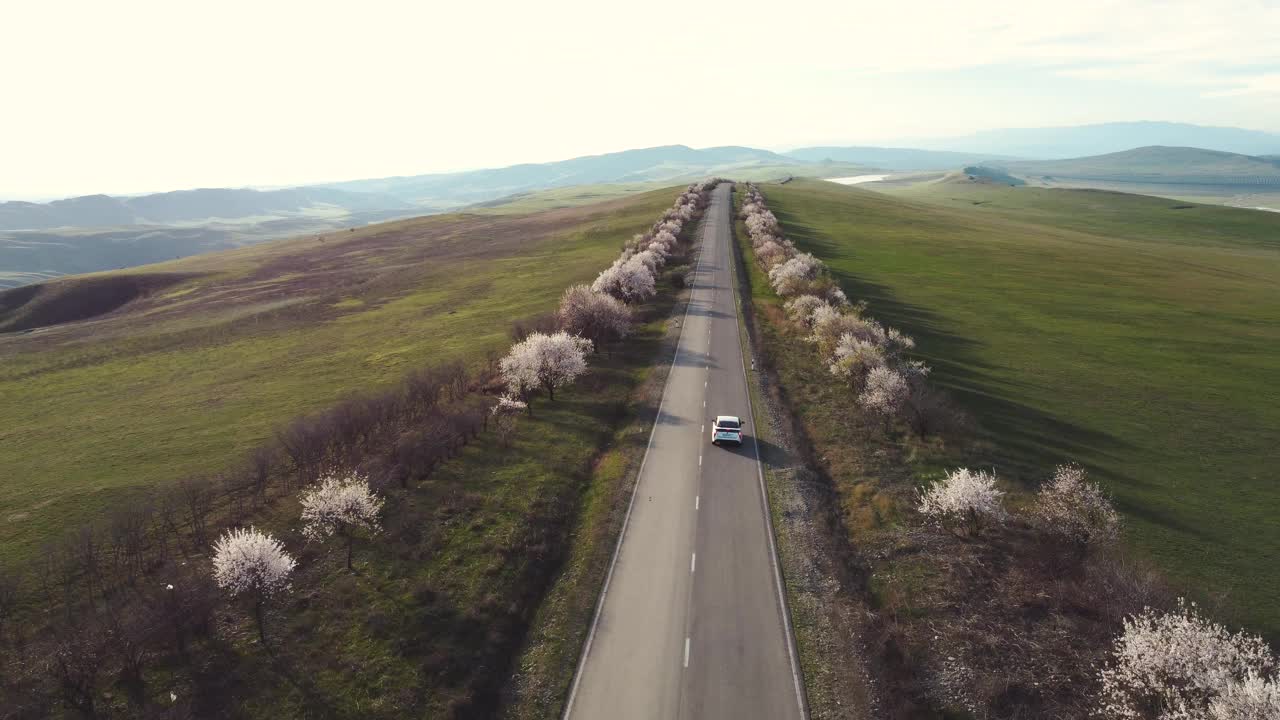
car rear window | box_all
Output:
[718,419,740,430]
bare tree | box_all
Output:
[557,284,633,353]
[248,446,274,505]
[46,622,107,718]
[177,477,213,549]
[0,568,18,643]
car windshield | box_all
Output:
[718,420,740,430]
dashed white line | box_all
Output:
[698,454,703,466]
[695,495,699,510]
[691,553,697,573]
[684,637,691,668]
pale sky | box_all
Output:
[4,0,1279,199]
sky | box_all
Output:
[4,0,1279,199]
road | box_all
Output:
[564,183,805,720]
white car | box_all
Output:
[710,415,743,446]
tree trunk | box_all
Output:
[254,597,267,645]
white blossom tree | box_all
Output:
[784,295,828,328]
[1034,464,1121,549]
[768,253,823,297]
[491,395,527,444]
[829,333,886,391]
[810,308,882,358]
[300,473,384,570]
[755,240,790,269]
[917,468,1007,536]
[591,257,656,303]
[557,284,633,352]
[499,331,593,407]
[212,527,296,643]
[859,365,910,418]
[1100,599,1279,719]
[1209,673,1280,719]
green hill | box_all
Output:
[1006,145,1280,185]
[760,179,1280,638]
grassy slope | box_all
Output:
[764,179,1280,637]
[1006,146,1280,179]
[0,190,676,563]
[220,264,691,718]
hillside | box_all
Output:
[760,179,1280,639]
[0,188,678,562]
[319,144,806,206]
[0,186,412,231]
[911,120,1280,158]
[1005,145,1280,185]
[785,145,1023,169]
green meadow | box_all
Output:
[763,179,1280,638]
[0,189,676,563]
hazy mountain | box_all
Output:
[0,208,416,289]
[910,122,1280,159]
[1005,146,1280,184]
[0,187,412,231]
[784,146,1024,170]
[319,145,799,207]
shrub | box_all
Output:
[829,332,886,391]
[491,396,527,445]
[859,365,910,418]
[1034,464,1121,549]
[1099,599,1278,719]
[917,468,1007,536]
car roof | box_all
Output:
[715,415,741,423]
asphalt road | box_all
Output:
[565,183,805,720]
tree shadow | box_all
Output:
[773,209,1176,528]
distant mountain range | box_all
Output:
[906,121,1280,160]
[0,187,412,232]
[784,146,1025,170]
[7,128,1280,287]
[318,145,800,206]
[1004,146,1280,185]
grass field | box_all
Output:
[0,189,677,564]
[763,179,1280,639]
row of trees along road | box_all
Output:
[495,180,721,418]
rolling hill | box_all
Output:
[1004,145,1280,185]
[0,186,413,231]
[785,145,1024,170]
[909,120,1280,158]
[317,144,801,206]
